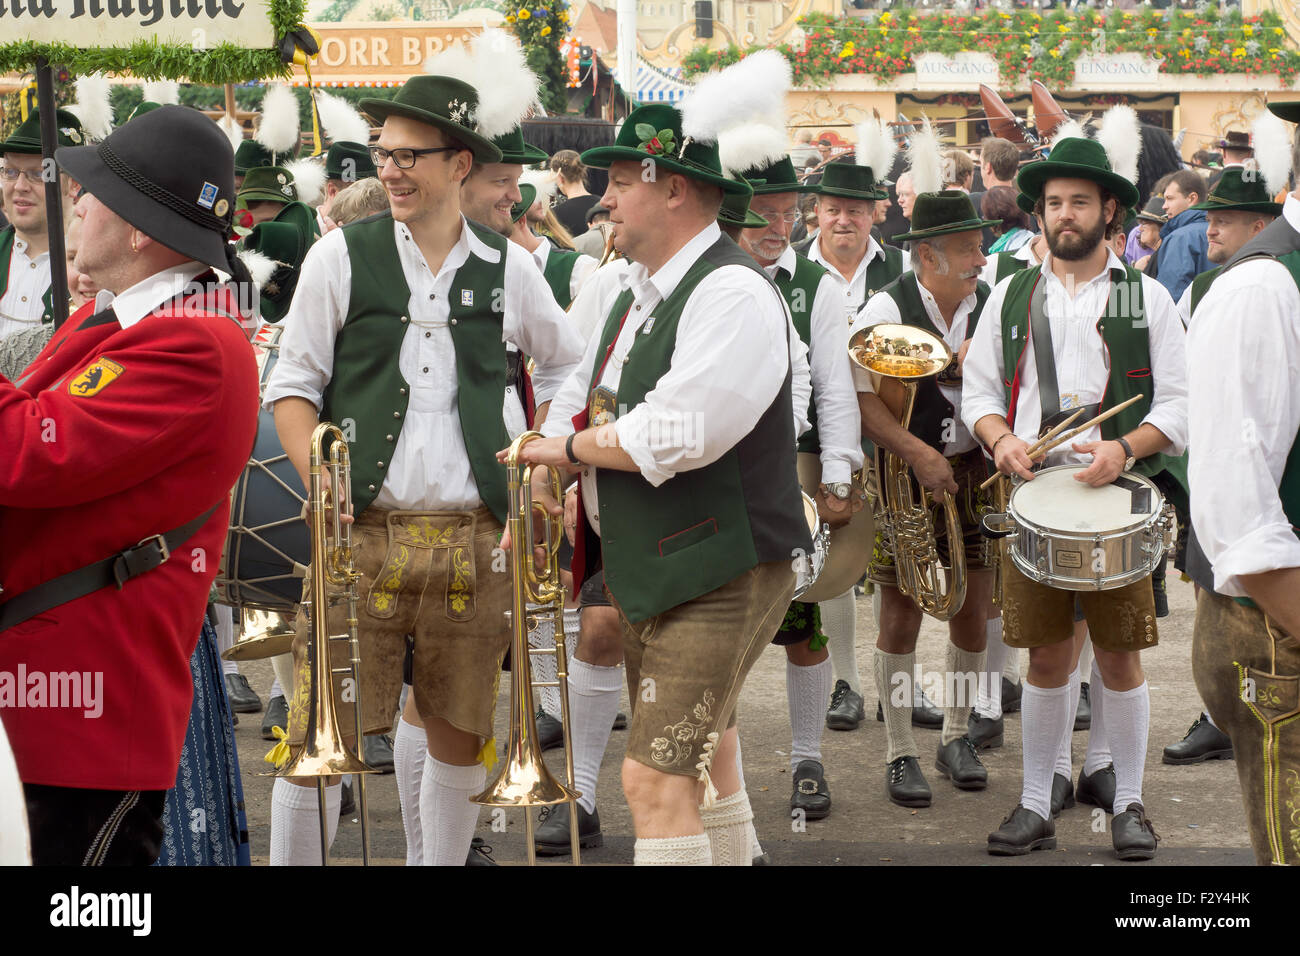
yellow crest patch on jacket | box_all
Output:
[68,357,124,397]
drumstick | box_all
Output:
[977,395,1143,491]
[1023,407,1087,459]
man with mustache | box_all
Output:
[849,190,1001,807]
[962,137,1188,861]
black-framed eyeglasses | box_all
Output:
[370,146,459,170]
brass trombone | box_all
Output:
[274,422,376,865]
[472,431,582,865]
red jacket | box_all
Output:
[0,279,259,789]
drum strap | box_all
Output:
[1028,277,1098,435]
[0,501,221,634]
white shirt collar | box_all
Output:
[531,239,551,269]
[94,262,209,329]
[1012,238,1040,264]
[1283,193,1300,233]
[916,276,979,325]
[768,243,799,279]
[622,222,721,301]
[808,233,883,281]
[10,234,47,262]
[395,215,502,272]
[1039,247,1126,295]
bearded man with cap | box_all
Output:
[264,31,584,867]
[962,134,1189,861]
[0,104,259,865]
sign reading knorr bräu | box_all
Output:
[0,0,275,49]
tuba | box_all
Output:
[274,422,376,866]
[472,432,582,865]
[849,323,967,621]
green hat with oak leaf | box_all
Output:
[581,104,749,196]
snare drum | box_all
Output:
[981,465,1175,592]
[794,492,830,600]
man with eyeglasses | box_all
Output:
[264,42,585,866]
[0,110,85,378]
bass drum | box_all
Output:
[214,325,310,612]
[795,452,874,604]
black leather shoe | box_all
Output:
[536,709,564,751]
[790,759,831,819]
[1074,681,1091,731]
[1162,713,1233,765]
[1112,803,1159,861]
[886,756,932,808]
[827,680,865,731]
[935,736,988,790]
[339,781,356,816]
[261,694,288,741]
[968,712,1004,750]
[224,673,262,714]
[612,711,628,731]
[1050,772,1076,817]
[875,695,945,729]
[467,836,498,866]
[988,805,1056,856]
[535,802,603,856]
[1002,677,1022,714]
[1076,763,1117,813]
[363,733,395,773]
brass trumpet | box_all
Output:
[849,323,967,621]
[275,422,376,865]
[472,431,581,865]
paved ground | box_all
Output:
[231,572,1255,865]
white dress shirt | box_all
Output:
[961,250,1188,468]
[850,276,981,456]
[806,234,910,317]
[768,245,862,484]
[0,235,52,337]
[1187,194,1300,596]
[567,257,630,345]
[530,240,599,304]
[91,262,210,330]
[264,215,585,512]
[979,237,1041,287]
[1175,284,1193,329]
[541,223,804,533]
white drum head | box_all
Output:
[1013,465,1158,534]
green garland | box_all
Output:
[0,0,306,83]
[683,6,1300,87]
[503,0,572,113]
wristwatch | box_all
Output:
[825,482,852,500]
[1115,437,1135,472]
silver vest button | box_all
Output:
[368,484,376,492]
[393,411,401,418]
[377,461,384,468]
[400,315,409,323]
[386,434,394,442]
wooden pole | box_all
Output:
[224,82,237,119]
[34,58,69,331]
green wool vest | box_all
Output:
[999,263,1189,513]
[0,226,56,326]
[864,243,905,299]
[541,247,581,310]
[323,213,511,520]
[1187,266,1222,316]
[994,251,1032,284]
[773,252,831,455]
[589,235,810,623]
[879,272,989,452]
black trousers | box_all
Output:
[24,783,166,866]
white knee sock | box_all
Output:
[214,606,238,675]
[526,608,580,719]
[1101,680,1150,815]
[787,657,832,768]
[268,678,283,700]
[976,617,1006,719]
[943,644,986,746]
[1077,637,1094,680]
[875,649,917,763]
[1083,659,1113,775]
[1054,663,1082,780]
[1205,710,1220,730]
[700,790,754,866]
[269,778,341,866]
[568,658,622,814]
[393,714,427,865]
[1019,682,1071,822]
[821,589,861,693]
[633,834,711,865]
[1003,645,1022,682]
[419,757,485,866]
[270,652,294,701]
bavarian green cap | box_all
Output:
[1191,166,1282,216]
[740,155,813,194]
[237,201,320,323]
[325,141,377,182]
[816,160,888,202]
[717,179,768,229]
[0,108,86,154]
[895,190,1000,243]
[360,76,502,163]
[494,126,548,165]
[234,139,275,176]
[237,166,297,207]
[1016,136,1140,211]
[511,182,537,223]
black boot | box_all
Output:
[790,759,831,819]
[935,736,988,790]
[261,694,288,741]
[224,673,262,714]
[1112,803,1159,861]
[968,712,1004,750]
[886,756,932,808]
[1162,713,1233,765]
[1050,772,1076,817]
[988,805,1056,856]
[826,679,865,731]
[535,709,564,751]
[534,803,603,856]
[1076,763,1117,812]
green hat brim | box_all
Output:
[718,207,769,228]
[498,142,549,165]
[816,184,888,202]
[894,218,1001,243]
[751,182,815,195]
[511,182,537,223]
[580,146,751,196]
[237,190,291,207]
[1191,198,1283,215]
[358,99,503,163]
[1267,101,1300,124]
[1016,160,1140,212]
[0,108,86,154]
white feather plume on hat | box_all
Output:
[1050,118,1089,149]
[856,115,897,181]
[67,73,113,142]
[718,122,789,179]
[141,80,179,106]
[284,157,326,206]
[906,116,944,195]
[237,248,277,292]
[316,91,371,146]
[256,83,301,158]
[1251,107,1291,198]
[423,28,541,140]
[1097,105,1141,185]
[216,114,243,151]
[681,49,791,145]
[520,167,559,202]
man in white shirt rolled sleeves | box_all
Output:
[263,69,584,867]
[851,190,1001,809]
[961,138,1189,861]
[517,101,810,866]
[1186,99,1300,866]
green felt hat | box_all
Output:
[1267,100,1300,124]
[717,179,768,229]
[1016,136,1140,211]
[1016,191,1036,216]
[0,108,86,154]
[1134,194,1168,224]
[581,104,749,196]
[1191,166,1282,216]
[493,126,548,165]
[234,139,275,176]
[511,182,537,223]
[237,166,297,207]
[360,76,502,163]
[237,201,320,323]
[816,160,888,202]
[126,101,164,124]
[740,155,813,195]
[325,141,377,181]
[894,190,1000,243]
